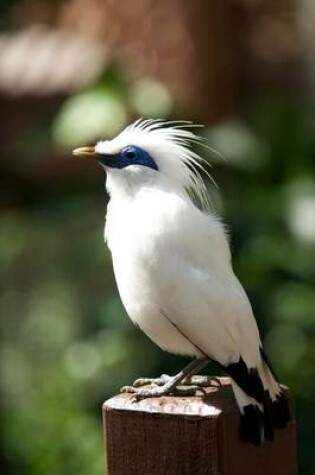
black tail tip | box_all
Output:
[240,392,291,446]
[273,391,291,429]
[240,405,263,446]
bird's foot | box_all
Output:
[120,381,205,400]
[132,374,171,388]
[183,375,222,388]
[120,374,221,400]
[130,374,221,389]
[120,374,173,400]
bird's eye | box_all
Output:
[122,147,137,160]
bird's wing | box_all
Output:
[160,258,259,366]
[157,210,262,368]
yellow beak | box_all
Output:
[72,146,100,159]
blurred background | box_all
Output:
[0,0,315,474]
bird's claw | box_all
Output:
[172,385,208,396]
[121,383,206,400]
[120,385,138,394]
[130,374,220,390]
[132,374,171,388]
[121,384,172,400]
[120,373,220,399]
[183,375,222,388]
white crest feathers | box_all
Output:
[95,119,216,210]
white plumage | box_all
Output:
[73,119,290,445]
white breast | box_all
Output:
[104,184,241,359]
[105,188,192,353]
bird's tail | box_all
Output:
[227,350,291,445]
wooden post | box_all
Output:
[103,377,297,475]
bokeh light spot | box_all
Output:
[130,77,172,118]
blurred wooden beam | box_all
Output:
[99,0,240,123]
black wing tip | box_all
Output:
[225,357,265,401]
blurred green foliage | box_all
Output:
[1,67,315,475]
[52,68,172,149]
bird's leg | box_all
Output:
[127,358,207,389]
[133,360,221,389]
[180,359,222,390]
[121,357,211,399]
[131,358,207,389]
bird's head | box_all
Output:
[73,119,213,207]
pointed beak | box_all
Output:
[72,146,100,159]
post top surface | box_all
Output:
[104,376,236,418]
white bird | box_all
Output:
[73,119,290,445]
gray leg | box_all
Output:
[121,358,210,399]
[131,358,207,388]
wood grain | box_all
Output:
[103,377,297,475]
